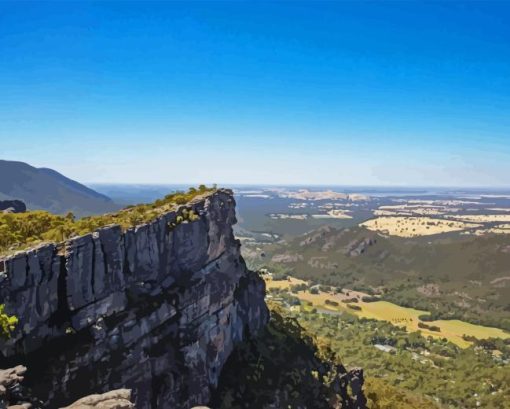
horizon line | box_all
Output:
[85,182,510,191]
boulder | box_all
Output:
[0,365,35,409]
[61,390,134,409]
[0,200,26,214]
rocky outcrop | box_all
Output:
[344,237,376,257]
[0,366,133,409]
[0,190,268,408]
[0,365,33,408]
[270,253,303,263]
[0,200,26,214]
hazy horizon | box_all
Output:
[89,182,510,190]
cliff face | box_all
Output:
[0,190,268,408]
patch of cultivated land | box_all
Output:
[269,213,308,220]
[470,224,510,235]
[327,209,352,218]
[265,277,510,348]
[311,209,352,219]
[445,214,510,222]
[361,216,481,237]
[376,204,459,216]
[278,189,369,201]
[265,276,308,290]
[357,301,510,348]
[432,319,510,347]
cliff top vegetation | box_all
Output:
[0,185,216,257]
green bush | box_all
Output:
[418,322,441,332]
[362,296,379,302]
[290,284,307,293]
[0,305,18,338]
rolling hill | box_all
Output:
[0,160,119,216]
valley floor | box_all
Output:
[266,275,510,348]
[265,294,510,409]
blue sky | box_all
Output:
[1,1,509,186]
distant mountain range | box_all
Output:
[0,160,119,216]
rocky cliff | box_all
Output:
[0,189,269,408]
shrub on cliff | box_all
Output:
[0,305,18,338]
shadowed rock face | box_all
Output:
[0,190,269,408]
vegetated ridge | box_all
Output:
[248,225,510,331]
[0,185,214,255]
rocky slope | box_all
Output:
[0,189,268,408]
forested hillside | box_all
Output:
[245,225,510,331]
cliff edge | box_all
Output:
[0,189,268,408]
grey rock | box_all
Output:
[0,190,269,408]
[0,200,26,214]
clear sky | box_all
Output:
[1,1,509,186]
